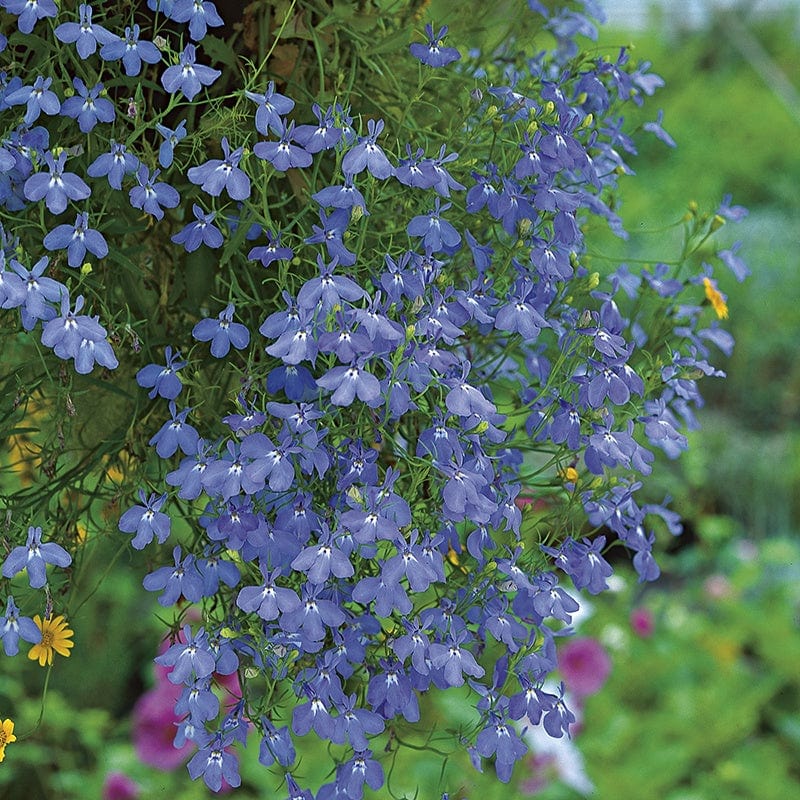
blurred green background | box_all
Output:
[2,1,800,798]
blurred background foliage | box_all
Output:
[2,0,800,798]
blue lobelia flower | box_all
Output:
[187,730,241,792]
[74,332,119,374]
[296,254,366,312]
[312,173,368,213]
[136,345,186,399]
[86,140,139,190]
[247,229,293,267]
[293,103,343,153]
[1,525,72,589]
[161,43,221,100]
[143,546,204,606]
[409,23,461,67]
[43,211,108,267]
[0,596,42,656]
[129,165,180,221]
[0,256,27,310]
[245,81,294,135]
[9,256,63,330]
[54,4,117,59]
[1,0,57,34]
[4,75,60,127]
[257,718,296,768]
[338,749,385,798]
[304,207,356,266]
[23,151,91,215]
[175,677,219,723]
[148,400,200,458]
[155,119,187,168]
[341,118,394,179]
[118,489,171,549]
[192,303,250,358]
[316,357,382,408]
[172,204,224,252]
[170,0,224,41]
[187,137,250,200]
[100,24,161,77]
[41,292,106,361]
[155,624,216,684]
[406,197,461,253]
[60,78,115,133]
[253,120,312,171]
[474,709,528,782]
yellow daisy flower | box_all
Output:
[28,615,74,667]
[703,276,729,320]
[0,718,16,762]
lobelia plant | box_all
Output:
[0,0,749,797]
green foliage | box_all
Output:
[569,538,800,800]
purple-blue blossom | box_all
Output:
[54,3,117,58]
[155,120,187,168]
[410,24,461,67]
[0,595,42,656]
[187,137,250,200]
[293,103,343,153]
[253,120,312,171]
[41,292,105,359]
[1,525,72,589]
[245,81,294,135]
[1,0,57,34]
[24,151,91,215]
[161,44,221,101]
[43,211,108,267]
[143,546,204,606]
[59,78,115,132]
[129,165,180,221]
[119,490,171,549]
[170,0,224,41]
[86,140,139,190]
[136,345,186,400]
[192,303,250,357]
[9,256,62,330]
[186,731,241,792]
[149,401,200,458]
[407,198,461,253]
[172,204,224,252]
[341,118,394,179]
[100,24,161,77]
[5,75,60,126]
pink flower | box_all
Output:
[558,637,611,698]
[630,606,655,637]
[102,772,139,800]
[132,679,195,769]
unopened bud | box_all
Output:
[710,214,725,232]
[80,262,92,275]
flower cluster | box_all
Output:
[0,0,746,793]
